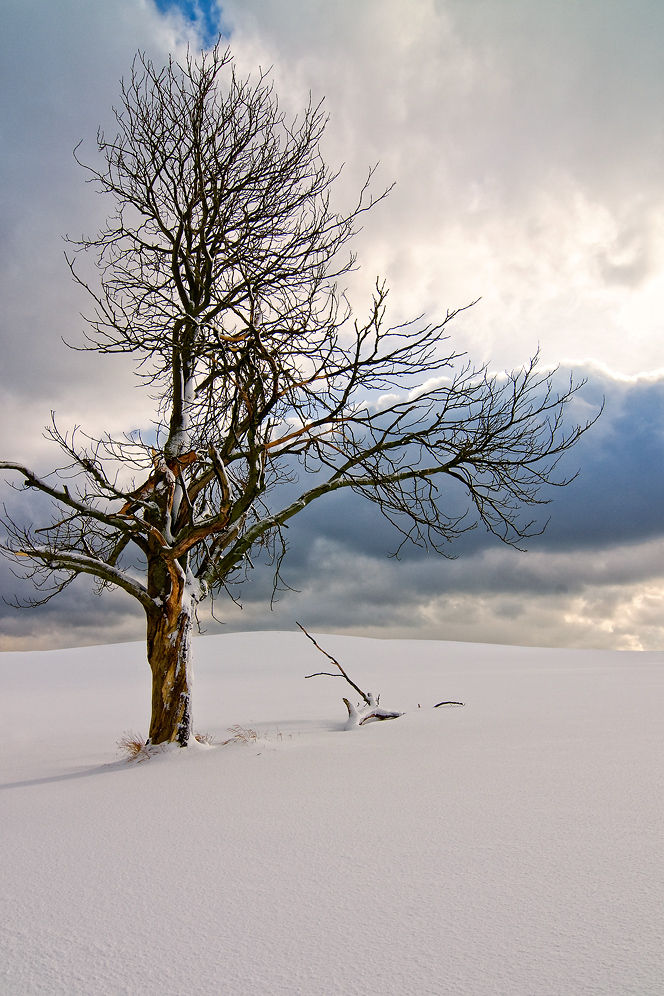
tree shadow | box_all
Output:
[0,759,130,791]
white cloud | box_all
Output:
[3,0,664,650]
[221,0,664,373]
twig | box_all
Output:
[434,700,465,707]
[297,621,370,705]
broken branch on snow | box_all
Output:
[298,621,372,705]
[297,623,464,725]
[298,621,403,728]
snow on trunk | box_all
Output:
[148,352,202,743]
[146,599,193,746]
[145,552,198,746]
[166,364,196,535]
[166,364,195,460]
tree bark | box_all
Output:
[145,557,193,746]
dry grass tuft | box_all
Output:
[221,724,259,746]
[118,731,217,759]
[117,730,216,760]
[194,731,215,745]
[117,732,151,762]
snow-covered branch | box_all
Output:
[0,461,137,534]
[1,540,157,611]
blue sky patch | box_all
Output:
[153,0,228,48]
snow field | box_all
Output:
[2,632,663,995]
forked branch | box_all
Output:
[298,621,404,726]
[298,620,371,705]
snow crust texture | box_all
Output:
[2,632,663,995]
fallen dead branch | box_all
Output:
[298,622,465,724]
[298,622,403,728]
[298,621,371,704]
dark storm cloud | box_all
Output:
[538,370,664,549]
[268,366,664,562]
[8,364,662,647]
[0,563,145,651]
[184,364,664,649]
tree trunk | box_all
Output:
[146,591,193,747]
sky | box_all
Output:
[2,0,664,651]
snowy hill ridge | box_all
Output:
[2,632,663,995]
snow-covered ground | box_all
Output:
[2,631,663,996]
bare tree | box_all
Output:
[1,45,596,745]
